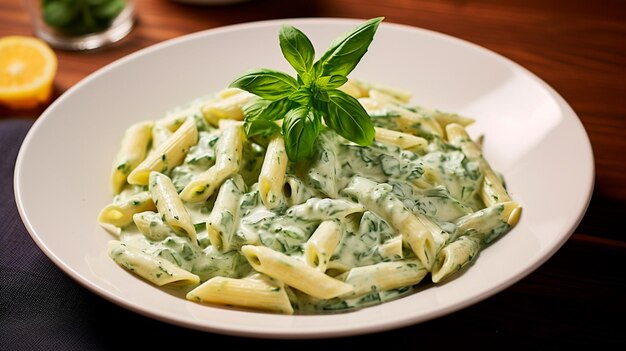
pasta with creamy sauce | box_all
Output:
[98,79,521,314]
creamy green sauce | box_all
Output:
[111,95,513,314]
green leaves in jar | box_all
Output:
[42,0,127,36]
[230,17,383,161]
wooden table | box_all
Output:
[1,0,624,345]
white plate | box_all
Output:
[14,18,594,338]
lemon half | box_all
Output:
[0,36,58,109]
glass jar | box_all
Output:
[23,0,135,51]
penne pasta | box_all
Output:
[100,77,521,315]
[241,245,354,299]
[149,171,197,243]
[98,191,156,228]
[377,235,403,260]
[286,197,365,221]
[258,135,288,210]
[446,123,512,206]
[206,175,245,251]
[201,88,255,127]
[108,240,200,286]
[304,220,342,272]
[150,123,173,151]
[186,274,293,314]
[352,79,413,102]
[452,201,522,243]
[111,120,153,194]
[133,210,176,241]
[128,116,198,186]
[374,127,428,151]
[430,236,481,283]
[337,259,428,298]
[179,124,244,203]
[341,176,448,270]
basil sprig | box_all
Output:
[230,17,384,161]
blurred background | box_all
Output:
[1,0,625,347]
[2,0,623,131]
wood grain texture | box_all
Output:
[1,0,624,343]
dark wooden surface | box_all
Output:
[1,0,625,345]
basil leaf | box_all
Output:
[315,89,329,102]
[242,98,269,119]
[314,17,383,78]
[282,106,321,161]
[279,25,315,79]
[288,87,311,106]
[243,98,293,122]
[316,75,348,89]
[230,69,298,101]
[244,118,281,138]
[318,89,374,146]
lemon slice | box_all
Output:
[0,36,58,109]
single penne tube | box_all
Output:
[430,235,481,283]
[374,126,428,151]
[98,191,156,228]
[399,215,438,270]
[133,210,177,241]
[304,220,342,272]
[241,245,354,299]
[201,88,255,126]
[206,175,245,251]
[258,136,288,210]
[150,123,173,151]
[451,201,522,243]
[108,240,200,286]
[111,120,154,194]
[446,123,512,206]
[354,79,413,102]
[394,105,444,137]
[377,235,404,260]
[341,176,449,270]
[286,197,365,221]
[128,116,198,186]
[149,171,197,243]
[337,259,428,298]
[179,124,244,203]
[186,274,293,314]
